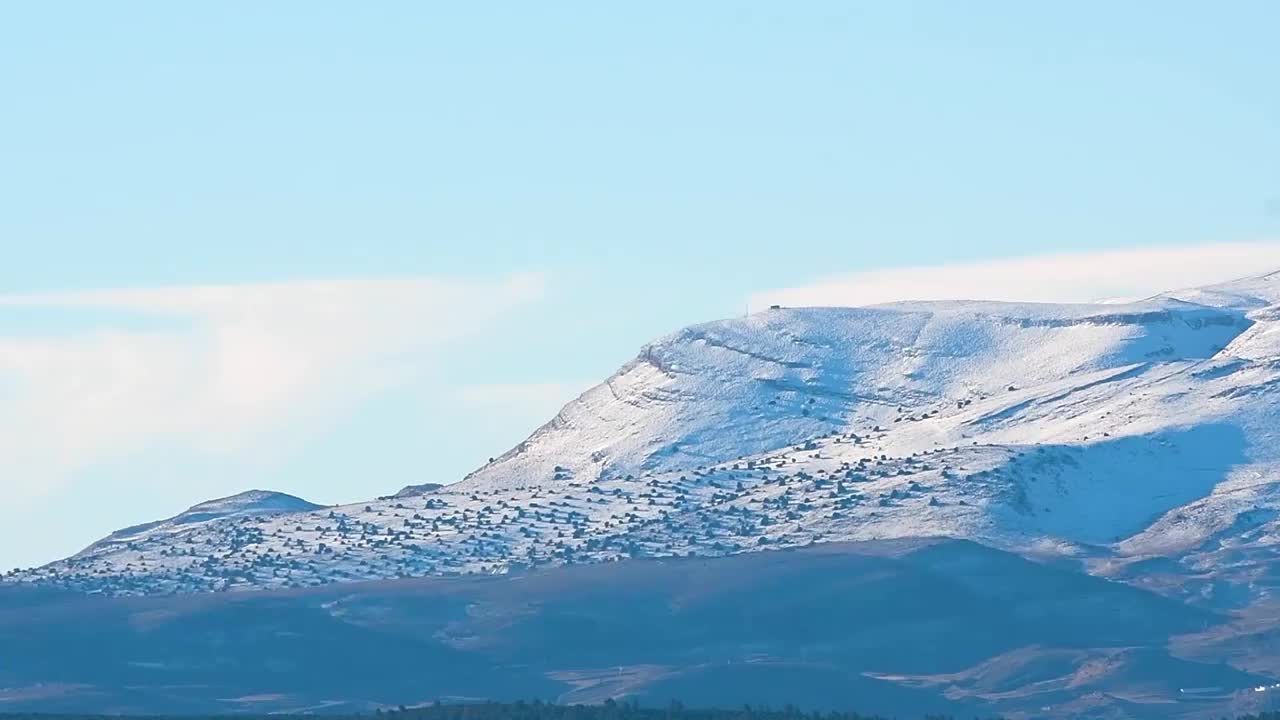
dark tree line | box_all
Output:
[0,700,910,720]
[4,701,1279,720]
[378,701,897,720]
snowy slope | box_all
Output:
[460,297,1248,492]
[1159,269,1280,309]
[7,272,1280,604]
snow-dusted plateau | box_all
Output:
[5,272,1280,719]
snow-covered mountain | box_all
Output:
[74,490,324,557]
[8,272,1280,604]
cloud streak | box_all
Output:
[750,241,1280,309]
[0,274,545,502]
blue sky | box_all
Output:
[2,1,1279,570]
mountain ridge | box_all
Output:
[5,271,1280,603]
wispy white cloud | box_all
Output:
[0,274,545,503]
[750,241,1280,309]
